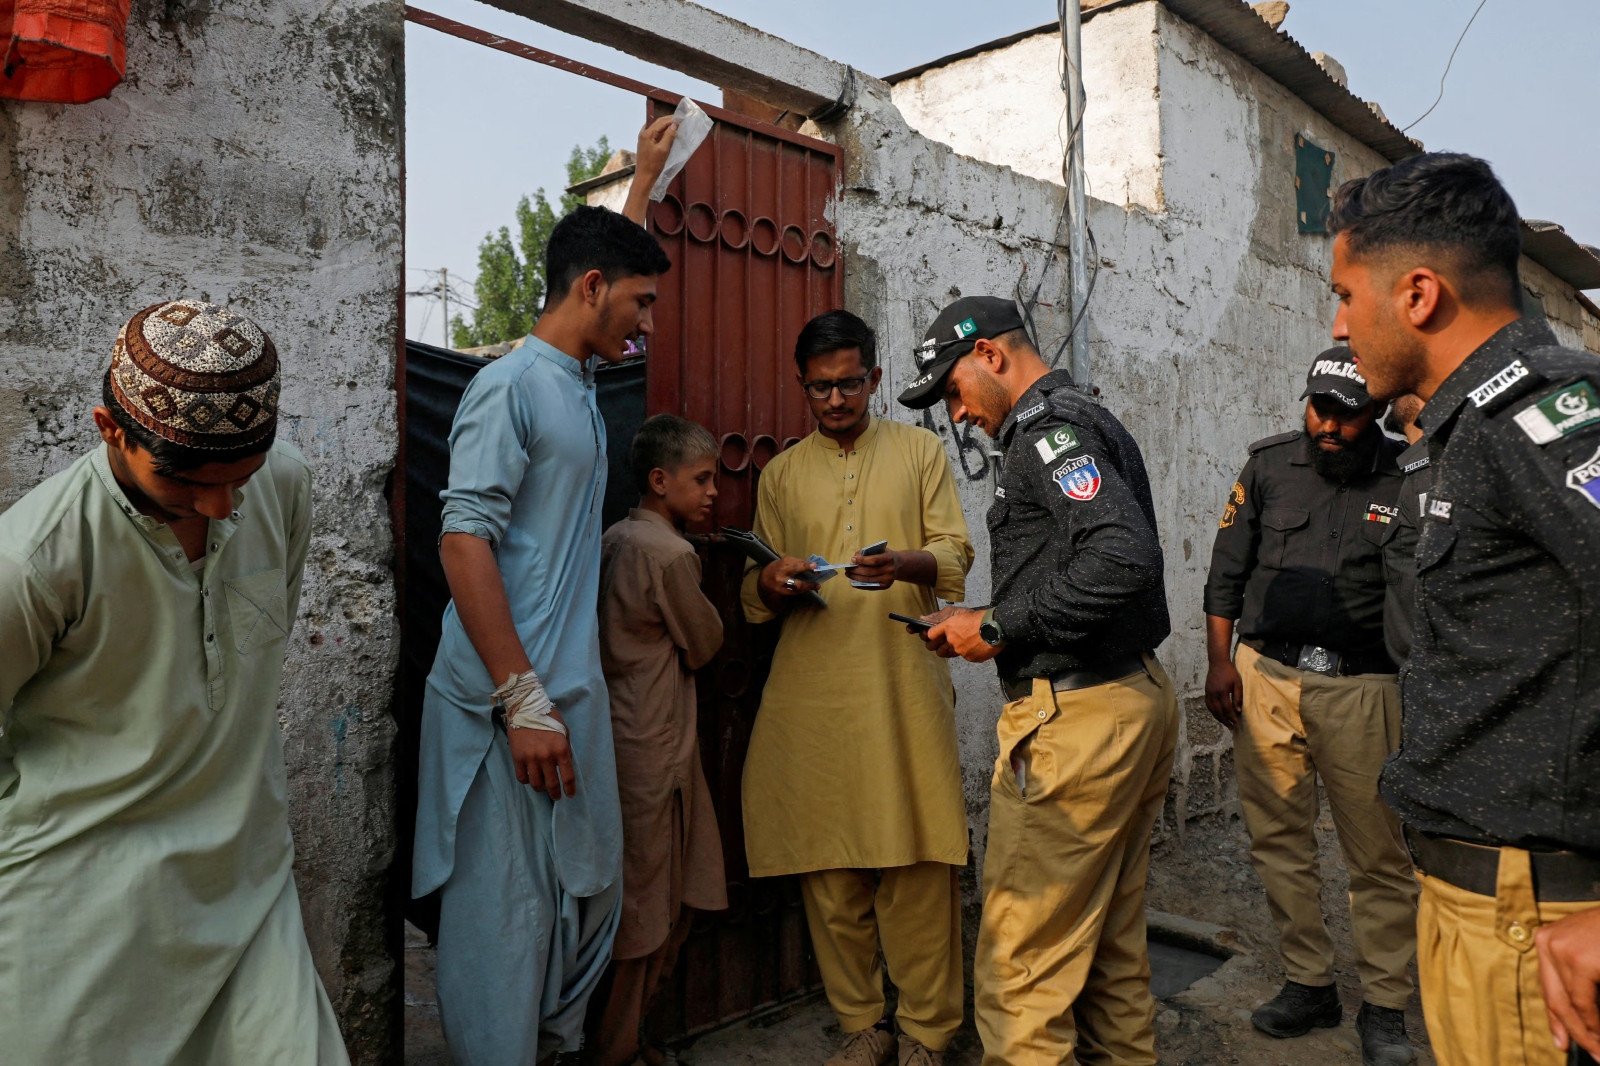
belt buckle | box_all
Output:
[1297,645,1341,675]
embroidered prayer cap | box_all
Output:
[109,300,280,451]
[1299,345,1371,410]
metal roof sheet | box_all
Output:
[885,0,1600,290]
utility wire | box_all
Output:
[1399,0,1490,134]
[1023,0,1099,372]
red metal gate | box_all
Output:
[401,6,843,1039]
[645,97,843,1036]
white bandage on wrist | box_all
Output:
[493,670,567,736]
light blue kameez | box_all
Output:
[412,338,623,1064]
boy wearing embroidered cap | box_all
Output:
[1203,347,1417,1065]
[903,296,1177,1066]
[0,300,348,1063]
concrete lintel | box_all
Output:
[479,0,858,116]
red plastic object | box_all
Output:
[0,0,130,103]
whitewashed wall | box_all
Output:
[0,2,402,1059]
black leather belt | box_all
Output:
[1003,652,1148,702]
[1244,637,1393,678]
[1405,827,1600,903]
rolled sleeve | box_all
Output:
[438,372,533,547]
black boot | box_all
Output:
[1356,1003,1416,1065]
[1250,980,1342,1038]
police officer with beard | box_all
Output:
[1204,349,1418,1066]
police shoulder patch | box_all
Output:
[1034,425,1082,464]
[1513,381,1600,445]
[1470,359,1530,407]
[1015,402,1047,425]
[1566,444,1600,511]
[1053,454,1102,501]
[1219,481,1244,528]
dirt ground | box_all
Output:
[406,808,1434,1065]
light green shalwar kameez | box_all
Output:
[0,443,347,1065]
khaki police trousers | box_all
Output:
[975,656,1178,1066]
[1233,642,1417,1008]
[800,861,964,1051]
[1417,851,1596,1066]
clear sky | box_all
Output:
[405,0,1599,346]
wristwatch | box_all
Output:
[979,608,1005,647]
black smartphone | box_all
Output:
[1572,1045,1599,1066]
[888,612,934,633]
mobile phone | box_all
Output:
[1572,1045,1599,1066]
[888,612,934,633]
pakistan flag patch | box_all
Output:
[1514,382,1600,445]
[1034,426,1082,464]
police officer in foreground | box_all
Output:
[1204,350,1418,1066]
[899,296,1178,1066]
[1330,151,1600,1066]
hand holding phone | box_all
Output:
[888,612,934,633]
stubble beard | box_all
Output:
[1354,312,1428,403]
[976,374,1014,440]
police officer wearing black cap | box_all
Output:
[1203,347,1417,1064]
[1331,152,1600,1066]
[899,296,1178,1066]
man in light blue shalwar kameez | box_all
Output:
[412,137,677,1066]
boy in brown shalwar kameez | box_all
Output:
[590,414,728,1066]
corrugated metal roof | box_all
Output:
[1522,220,1600,291]
[1157,0,1420,161]
[885,0,1419,159]
[883,0,1600,291]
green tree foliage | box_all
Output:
[450,137,613,348]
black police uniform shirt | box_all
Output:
[1203,429,1404,671]
[987,370,1170,687]
[1380,441,1432,665]
[1380,317,1600,854]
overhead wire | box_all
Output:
[1018,0,1100,373]
[1399,0,1491,134]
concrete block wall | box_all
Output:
[0,2,403,1060]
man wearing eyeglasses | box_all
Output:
[901,296,1176,1066]
[741,310,974,1066]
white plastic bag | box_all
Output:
[650,96,714,202]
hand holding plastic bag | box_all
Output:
[650,96,714,201]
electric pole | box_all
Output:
[440,267,450,348]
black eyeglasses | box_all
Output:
[802,376,870,400]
